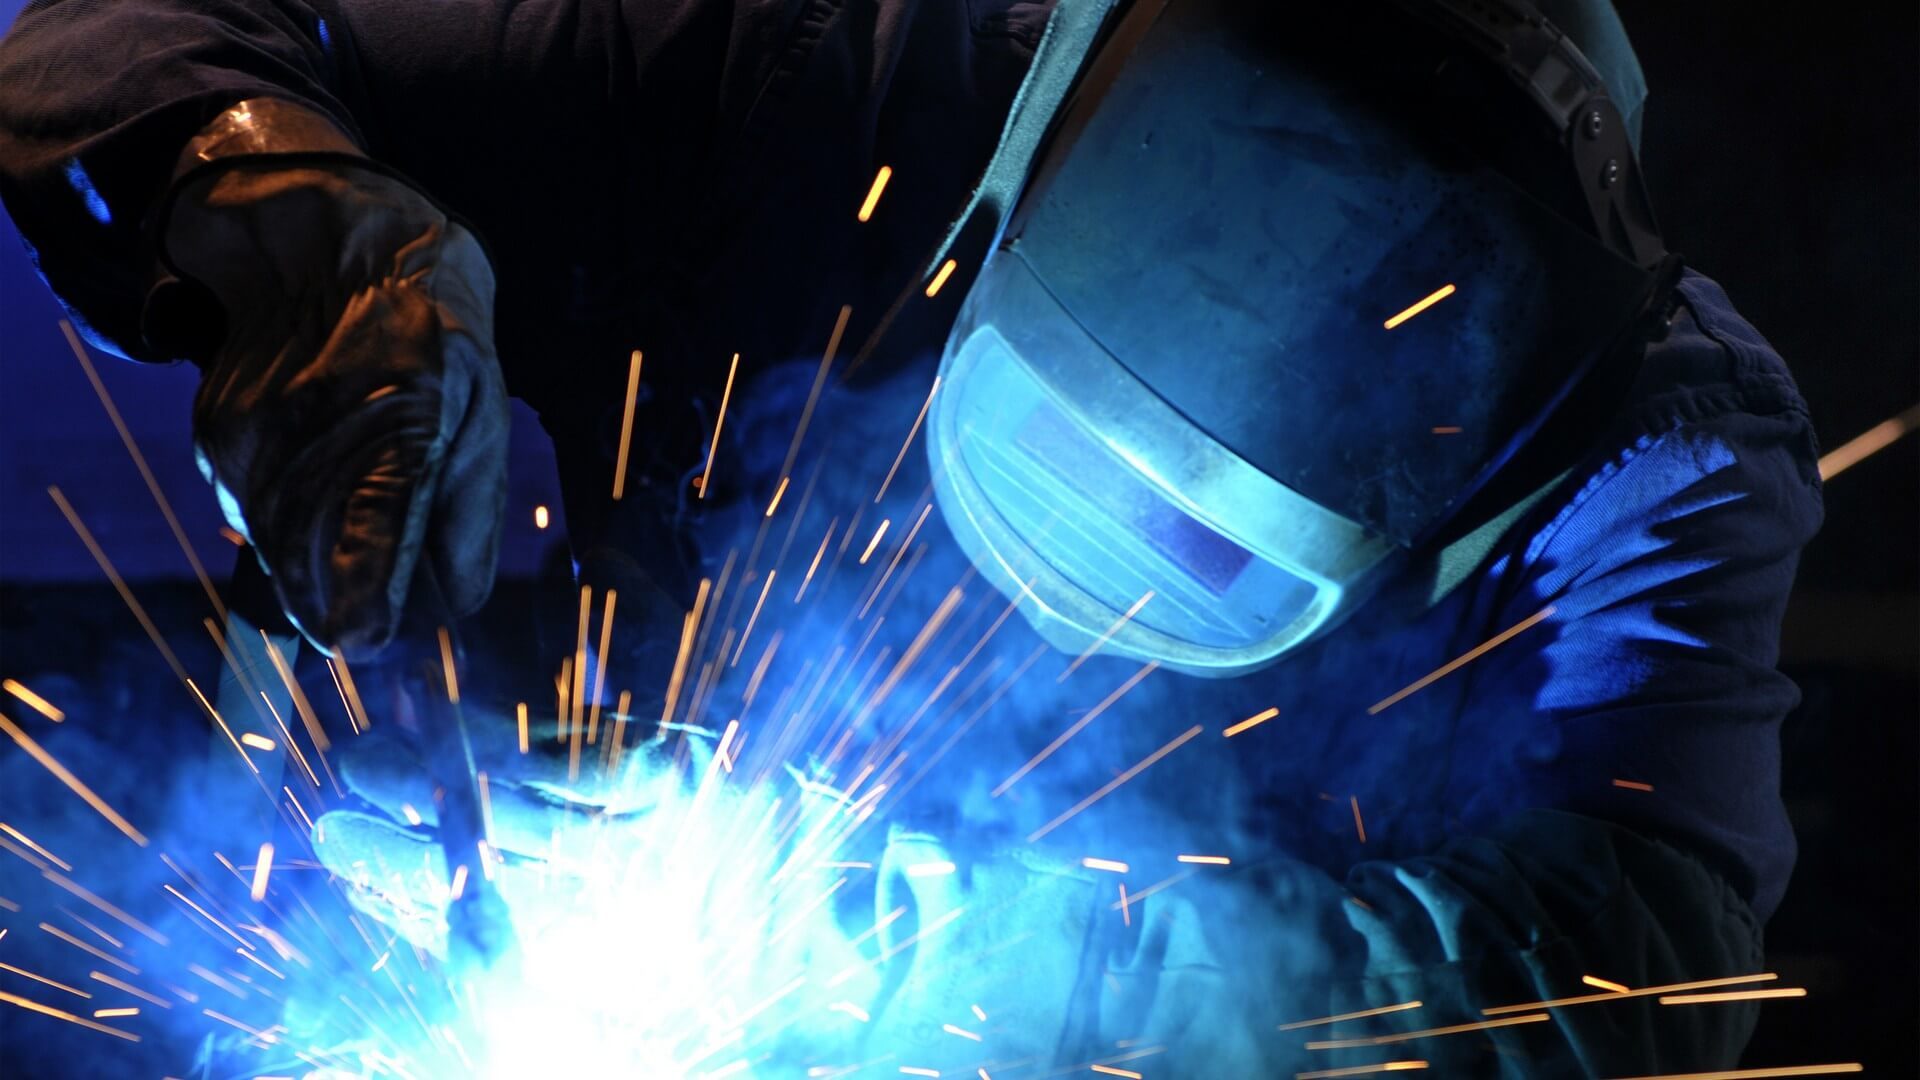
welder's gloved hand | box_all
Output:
[860,829,1111,1072]
[310,713,714,954]
[158,101,509,654]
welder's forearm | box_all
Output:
[0,0,352,360]
[1324,810,1764,1075]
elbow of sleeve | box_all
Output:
[1335,811,1766,1075]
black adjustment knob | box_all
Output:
[1584,110,1605,140]
[1600,158,1621,189]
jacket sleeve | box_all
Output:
[1102,299,1824,1076]
[0,0,357,360]
[1098,811,1765,1077]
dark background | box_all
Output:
[1,0,1915,1073]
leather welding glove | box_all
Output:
[155,99,509,654]
[860,828,1111,1074]
[309,710,712,954]
[308,719,875,1073]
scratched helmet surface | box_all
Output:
[929,0,1666,676]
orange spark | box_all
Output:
[857,505,932,620]
[589,590,618,743]
[0,989,139,1042]
[1605,1060,1858,1068]
[876,376,941,504]
[859,519,892,565]
[239,733,274,752]
[766,476,791,518]
[2,679,63,722]
[1305,1013,1548,1050]
[1279,999,1424,1031]
[0,961,90,998]
[995,661,1159,797]
[1659,988,1806,1005]
[660,580,712,726]
[697,352,740,500]
[329,654,370,734]
[258,633,328,753]
[606,690,633,772]
[1029,724,1203,842]
[40,924,136,975]
[0,823,70,870]
[534,504,551,529]
[732,573,778,667]
[1819,402,1920,481]
[0,713,147,845]
[203,1008,274,1042]
[781,306,851,480]
[48,487,191,685]
[1223,706,1279,737]
[1118,883,1130,926]
[925,259,958,297]
[1367,607,1556,714]
[248,844,273,901]
[93,1007,138,1018]
[1081,857,1129,874]
[1092,1068,1143,1079]
[1613,778,1655,792]
[1483,972,1777,1016]
[185,679,255,776]
[1296,1064,1430,1079]
[88,971,170,1008]
[1430,426,1462,435]
[1351,796,1367,844]
[796,520,838,603]
[612,350,644,500]
[257,693,315,788]
[41,870,167,944]
[943,1023,982,1042]
[1582,975,1630,994]
[857,165,894,222]
[161,886,247,948]
[744,632,783,707]
[1383,284,1456,330]
[571,586,591,777]
[1177,854,1232,866]
[1058,591,1155,683]
[62,320,225,620]
[282,787,316,834]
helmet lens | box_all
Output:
[941,322,1323,653]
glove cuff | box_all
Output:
[143,99,370,363]
[173,97,365,175]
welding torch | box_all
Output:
[381,563,520,973]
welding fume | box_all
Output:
[0,0,1825,1076]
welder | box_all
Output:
[0,0,1820,1076]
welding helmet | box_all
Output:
[923,0,1678,677]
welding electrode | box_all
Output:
[403,565,519,972]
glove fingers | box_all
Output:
[251,282,447,653]
[337,730,677,860]
[424,225,509,620]
[311,809,446,951]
